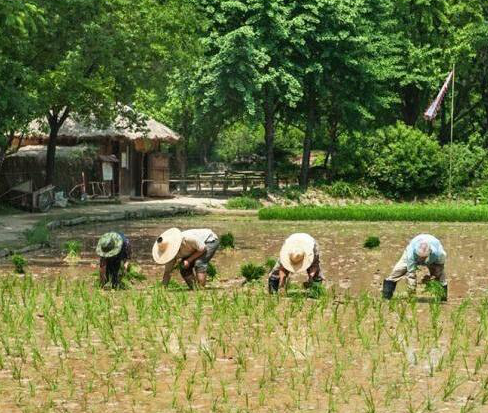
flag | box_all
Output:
[423,71,454,121]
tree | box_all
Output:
[27,0,171,185]
[290,0,397,187]
[197,0,302,188]
[0,1,42,171]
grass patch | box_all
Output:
[226,196,263,210]
[64,240,82,257]
[23,220,50,245]
[259,204,488,222]
[364,236,380,249]
[0,202,23,216]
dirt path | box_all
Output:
[0,196,250,249]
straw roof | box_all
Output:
[27,113,181,145]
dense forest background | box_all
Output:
[1,0,488,199]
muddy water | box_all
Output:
[2,215,488,299]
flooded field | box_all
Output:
[1,215,488,412]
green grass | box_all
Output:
[259,204,488,222]
[226,196,263,210]
[0,202,23,216]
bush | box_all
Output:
[321,181,380,199]
[220,232,235,249]
[226,196,263,210]
[364,236,380,249]
[23,221,50,245]
[11,254,27,274]
[240,263,266,283]
[366,122,444,198]
[259,204,488,222]
[64,240,82,257]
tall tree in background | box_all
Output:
[0,1,42,171]
[28,0,170,185]
[292,0,396,187]
[197,0,302,188]
[392,0,452,127]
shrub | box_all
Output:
[366,122,444,198]
[226,196,263,210]
[248,188,267,199]
[64,240,82,257]
[240,263,266,283]
[364,236,380,249]
[281,185,302,201]
[321,181,380,199]
[23,221,50,245]
[220,232,235,249]
[11,254,27,274]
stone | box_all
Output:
[16,244,44,254]
[47,220,61,230]
[0,249,11,258]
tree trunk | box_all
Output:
[299,102,316,189]
[263,99,276,189]
[45,108,70,186]
[175,141,188,193]
[0,131,15,176]
[323,120,338,180]
[401,84,422,126]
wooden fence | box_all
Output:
[170,171,296,195]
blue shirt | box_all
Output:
[406,234,446,273]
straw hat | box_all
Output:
[96,232,123,258]
[279,233,315,273]
[152,228,183,264]
[415,241,431,258]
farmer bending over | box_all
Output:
[268,233,324,294]
[96,232,132,289]
[382,234,447,300]
[153,228,219,289]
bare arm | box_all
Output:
[162,259,175,286]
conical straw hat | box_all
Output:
[152,228,183,264]
[279,233,315,273]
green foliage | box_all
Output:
[308,282,326,299]
[259,204,488,222]
[240,263,266,283]
[11,254,27,274]
[321,181,380,199]
[366,123,445,198]
[23,221,50,246]
[226,196,263,210]
[64,240,82,257]
[220,233,235,250]
[364,236,381,249]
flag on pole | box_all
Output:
[423,71,454,121]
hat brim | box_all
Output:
[96,233,123,258]
[280,234,315,273]
[152,228,183,264]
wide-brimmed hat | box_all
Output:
[152,228,183,264]
[96,232,123,258]
[279,233,315,273]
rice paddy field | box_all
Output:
[2,215,488,412]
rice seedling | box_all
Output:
[364,236,380,249]
[259,204,488,222]
[11,254,27,274]
[240,263,266,283]
[220,232,235,249]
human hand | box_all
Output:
[183,260,190,269]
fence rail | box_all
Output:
[170,170,296,195]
